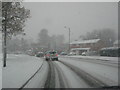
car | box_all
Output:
[81,52,87,56]
[68,52,76,56]
[60,52,67,55]
[45,51,58,61]
[36,52,44,57]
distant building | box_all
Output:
[70,39,105,55]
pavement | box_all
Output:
[63,55,118,63]
[2,54,44,88]
[0,54,2,90]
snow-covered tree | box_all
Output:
[2,2,30,67]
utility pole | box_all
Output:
[64,26,71,53]
[68,28,70,53]
[55,39,56,51]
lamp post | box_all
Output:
[64,26,71,53]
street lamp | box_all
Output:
[64,26,71,53]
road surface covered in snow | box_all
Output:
[59,56,118,86]
[24,60,91,88]
[53,61,90,88]
[2,54,119,89]
[24,56,118,88]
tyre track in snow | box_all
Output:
[44,61,56,88]
[52,61,70,88]
[44,60,69,88]
[58,60,108,88]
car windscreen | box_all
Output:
[49,52,57,54]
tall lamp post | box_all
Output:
[64,26,71,53]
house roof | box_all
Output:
[71,48,90,51]
[70,39,100,44]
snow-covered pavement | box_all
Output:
[24,61,48,88]
[61,55,118,63]
[3,54,44,88]
[54,61,90,88]
[0,54,2,90]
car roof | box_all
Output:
[46,50,57,52]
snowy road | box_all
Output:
[59,57,118,86]
[24,60,90,88]
[3,55,119,89]
[44,60,90,88]
[23,56,118,88]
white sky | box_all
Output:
[23,2,118,42]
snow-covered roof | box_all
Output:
[70,39,100,44]
[71,48,90,51]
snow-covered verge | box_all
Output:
[62,55,118,63]
[0,54,2,90]
[2,54,44,88]
[0,39,2,89]
[24,61,48,88]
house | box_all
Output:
[70,39,105,55]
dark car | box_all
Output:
[45,51,58,61]
[60,52,67,55]
[36,52,44,57]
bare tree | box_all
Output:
[38,29,50,49]
[80,29,117,47]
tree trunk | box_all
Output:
[3,8,7,67]
[3,30,7,67]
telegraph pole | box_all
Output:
[68,28,70,53]
[3,7,7,67]
[64,26,71,53]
